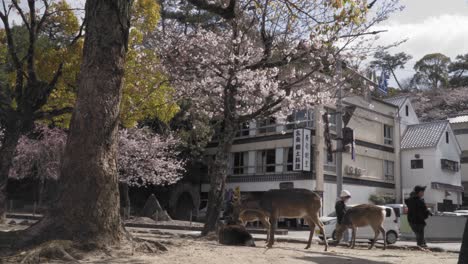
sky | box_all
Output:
[373,0,468,86]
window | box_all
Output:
[236,122,250,137]
[257,117,276,135]
[405,105,409,116]
[286,109,314,129]
[384,125,393,145]
[384,160,394,181]
[232,152,248,175]
[446,131,449,144]
[441,159,459,172]
[257,149,276,173]
[411,159,424,169]
[284,148,294,171]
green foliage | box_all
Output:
[369,194,394,205]
[449,54,468,88]
[370,51,412,89]
[0,0,177,128]
[412,53,451,89]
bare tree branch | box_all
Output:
[33,107,73,120]
[338,30,387,39]
[11,0,31,30]
[187,0,237,20]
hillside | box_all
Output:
[395,87,468,122]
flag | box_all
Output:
[351,132,356,161]
[378,69,390,95]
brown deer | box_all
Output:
[218,223,256,247]
[240,189,328,251]
[239,209,271,241]
[335,204,386,250]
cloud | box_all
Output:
[373,14,468,84]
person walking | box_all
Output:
[405,185,432,248]
[335,190,351,242]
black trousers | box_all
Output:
[409,223,426,246]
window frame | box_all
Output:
[411,159,424,169]
[232,152,248,175]
[384,160,395,181]
[257,149,276,173]
[384,124,393,145]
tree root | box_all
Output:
[132,237,168,253]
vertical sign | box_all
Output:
[293,129,303,171]
[303,129,311,171]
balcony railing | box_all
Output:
[233,119,315,139]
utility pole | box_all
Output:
[336,60,343,198]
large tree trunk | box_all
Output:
[459,218,468,264]
[119,182,131,220]
[202,121,235,235]
[0,122,21,223]
[1,0,133,249]
[46,0,132,245]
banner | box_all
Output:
[293,128,312,171]
[303,129,311,171]
[293,129,303,171]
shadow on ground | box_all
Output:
[294,253,393,264]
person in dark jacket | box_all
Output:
[335,190,351,242]
[405,185,432,247]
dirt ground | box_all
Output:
[83,232,458,264]
[0,223,460,264]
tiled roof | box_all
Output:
[401,120,449,149]
[383,96,408,109]
[449,115,468,124]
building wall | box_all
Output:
[401,126,462,211]
[451,122,468,184]
[399,99,419,135]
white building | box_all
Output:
[400,120,463,212]
[201,95,401,216]
[449,114,468,204]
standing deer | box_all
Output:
[335,204,387,250]
[239,209,271,241]
[240,189,328,251]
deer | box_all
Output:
[218,222,256,247]
[238,188,328,251]
[335,204,387,250]
[238,209,271,241]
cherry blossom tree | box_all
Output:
[9,125,66,208]
[155,0,402,234]
[118,128,185,218]
[4,126,184,218]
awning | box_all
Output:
[431,182,464,192]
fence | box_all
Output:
[400,215,466,241]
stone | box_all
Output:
[141,194,172,222]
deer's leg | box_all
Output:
[310,213,328,252]
[351,227,357,249]
[305,217,315,249]
[379,226,386,250]
[369,225,380,250]
[260,217,271,242]
[266,214,277,248]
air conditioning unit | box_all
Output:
[355,168,363,176]
[346,165,355,175]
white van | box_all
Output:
[316,205,400,244]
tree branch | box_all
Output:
[11,0,31,30]
[338,30,387,39]
[34,107,74,120]
[187,0,237,20]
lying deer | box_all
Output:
[218,223,256,247]
[240,189,328,251]
[335,204,386,250]
[239,209,271,241]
